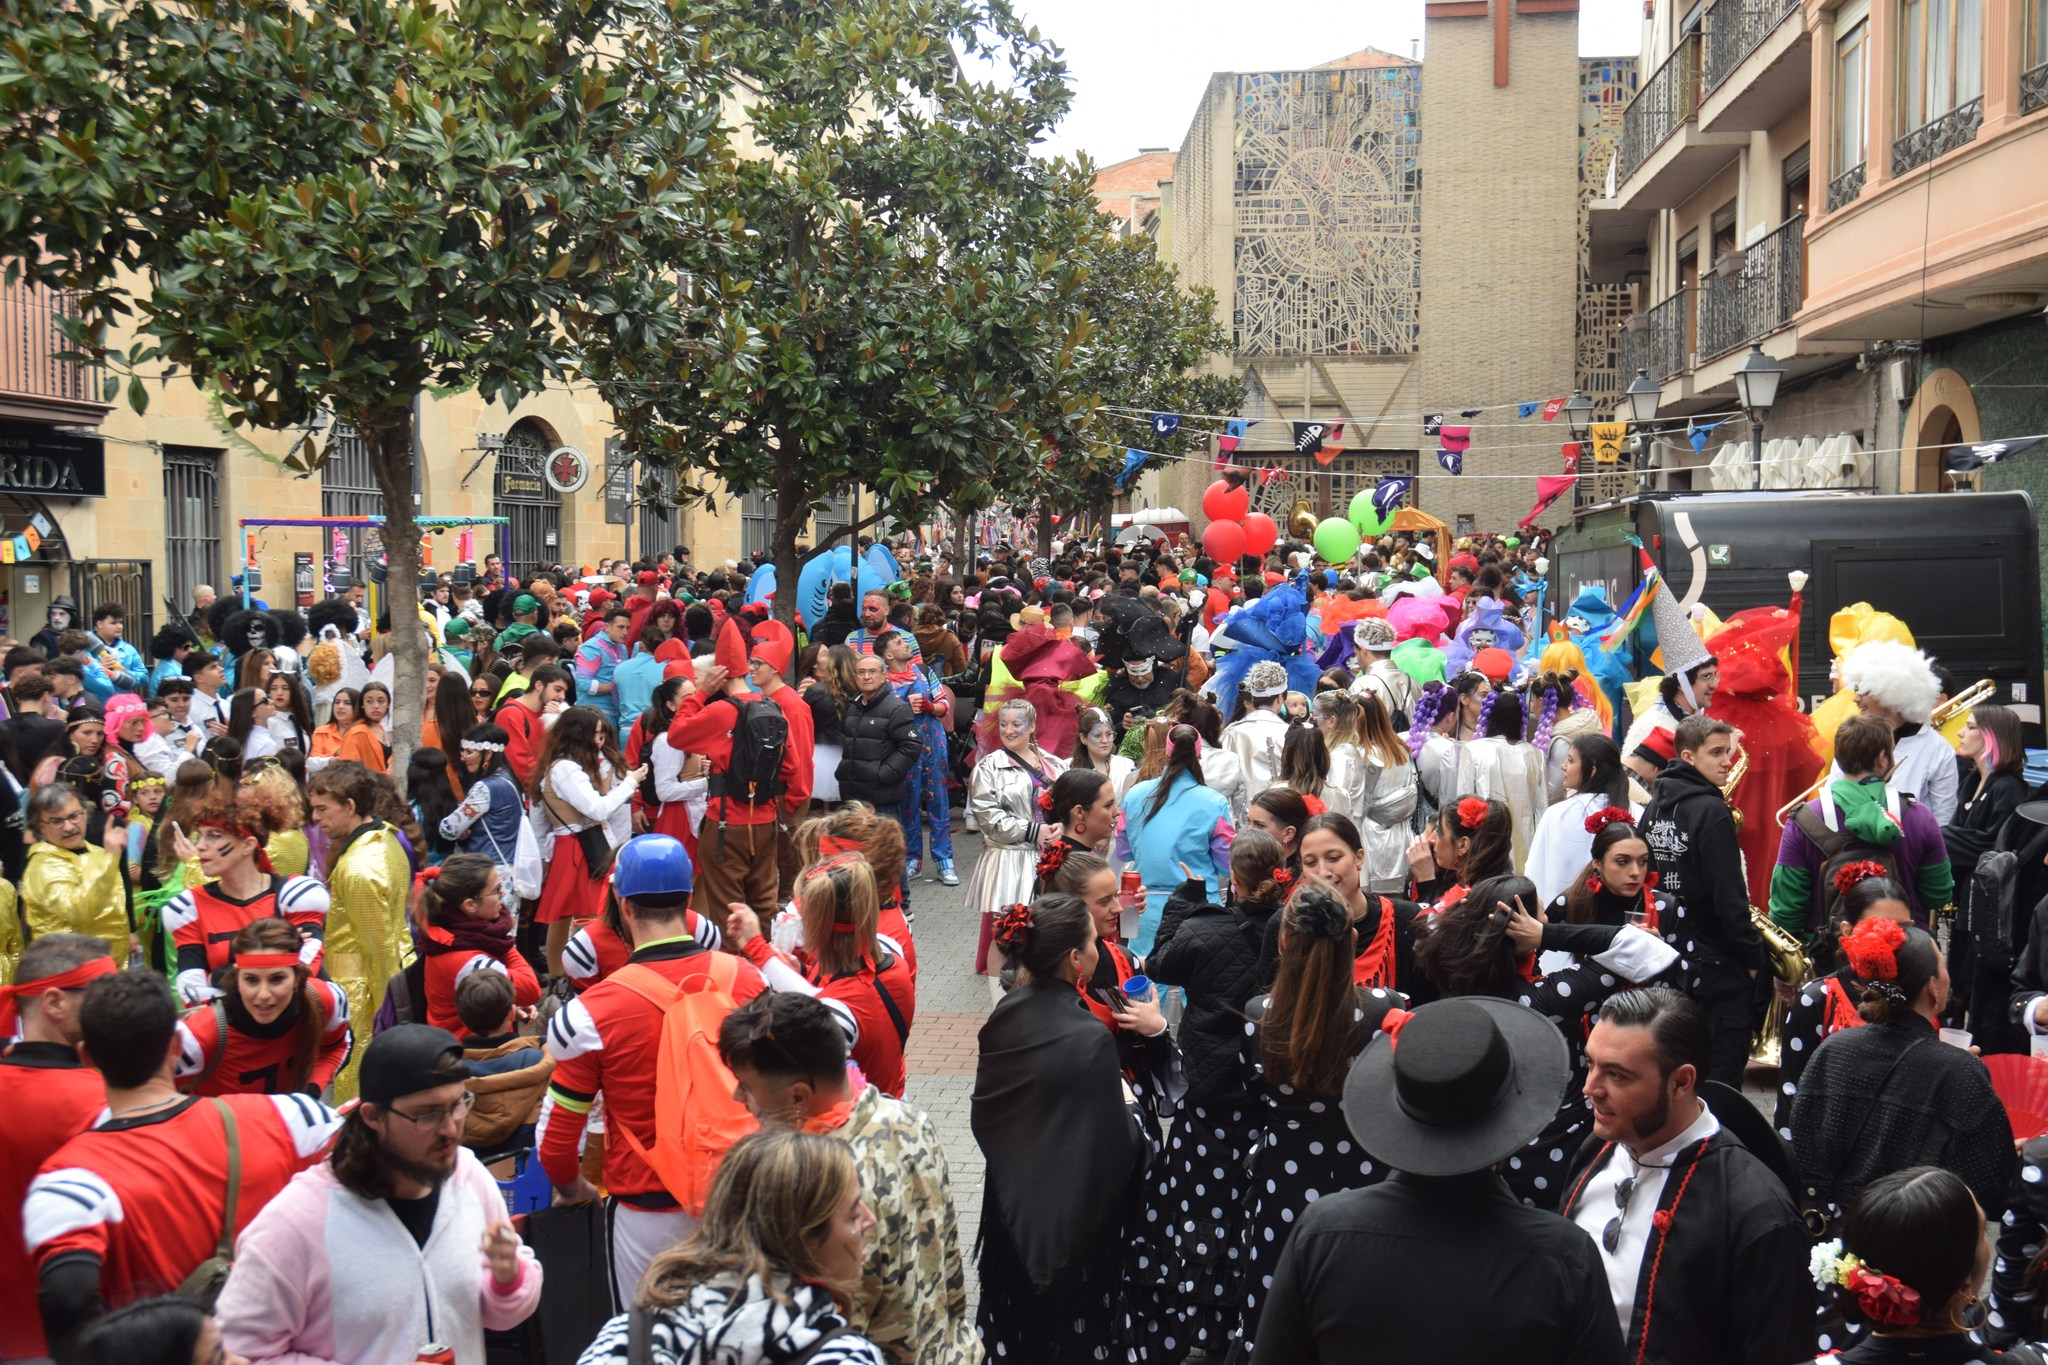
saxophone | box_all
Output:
[1727,743,1810,986]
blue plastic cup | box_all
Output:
[1122,975,1153,1003]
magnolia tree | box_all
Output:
[0,0,753,780]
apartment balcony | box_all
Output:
[1611,33,1748,211]
[0,279,109,426]
[1698,215,1804,361]
[2026,60,2048,114]
[1698,0,1810,135]
[1892,97,1984,176]
[1619,288,1695,385]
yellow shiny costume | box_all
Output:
[266,829,311,878]
[22,842,129,964]
[0,882,21,985]
[324,822,414,1101]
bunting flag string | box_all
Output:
[1560,442,1582,473]
[1312,421,1346,467]
[1688,419,1724,453]
[1520,475,1577,528]
[1518,401,1540,419]
[1372,475,1413,519]
[1439,425,1472,454]
[1150,412,1182,438]
[1590,421,1628,465]
[1541,396,1568,422]
[1115,447,1146,490]
[1422,412,1444,436]
[1217,418,1248,454]
[1459,408,1483,419]
[1291,420,1330,455]
[1437,448,1463,475]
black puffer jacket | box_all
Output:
[800,680,845,746]
[836,687,918,806]
[1149,876,1281,1105]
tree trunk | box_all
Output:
[1035,505,1052,560]
[366,409,427,792]
[771,458,805,677]
[1093,485,1114,553]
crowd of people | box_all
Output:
[0,524,2042,1365]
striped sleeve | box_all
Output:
[23,1168,121,1258]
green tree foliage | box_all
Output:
[0,0,751,778]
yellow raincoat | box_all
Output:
[324,822,413,1101]
[0,882,21,985]
[22,841,130,965]
[1811,604,1920,767]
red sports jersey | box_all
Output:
[561,912,721,989]
[164,873,328,1000]
[174,981,353,1097]
[0,1044,105,1360]
[420,943,541,1036]
[741,939,915,1098]
[539,938,764,1205]
[26,1092,340,1310]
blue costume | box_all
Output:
[1118,771,1233,958]
[889,664,954,879]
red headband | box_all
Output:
[234,951,301,970]
[818,835,863,858]
[0,956,118,1034]
[196,816,275,875]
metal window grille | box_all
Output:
[162,445,222,614]
[494,422,562,583]
[741,490,852,561]
[637,463,677,564]
[74,559,153,647]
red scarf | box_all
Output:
[1078,939,1137,1033]
[1822,975,1865,1037]
[1352,897,1398,990]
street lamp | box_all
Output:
[1561,389,1594,444]
[1624,368,1662,425]
[1731,343,1786,491]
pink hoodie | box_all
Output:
[216,1148,542,1365]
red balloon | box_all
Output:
[1201,479,1250,522]
[1201,518,1247,564]
[1240,511,1279,556]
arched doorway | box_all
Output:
[1900,367,1983,492]
[494,418,564,583]
[1914,408,1965,492]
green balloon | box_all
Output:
[1346,489,1391,538]
[1313,517,1362,563]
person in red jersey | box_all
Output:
[490,662,570,789]
[160,784,328,1006]
[561,888,721,991]
[728,856,914,1099]
[409,853,541,1036]
[175,918,352,1098]
[25,972,341,1355]
[0,935,117,1365]
[538,834,765,1308]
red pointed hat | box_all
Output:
[749,619,795,674]
[714,617,750,679]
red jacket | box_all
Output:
[421,944,541,1037]
[494,701,547,789]
[0,1044,103,1360]
[665,690,806,826]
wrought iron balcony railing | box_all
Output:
[1703,0,1802,94]
[1698,214,1804,361]
[1619,33,1704,185]
[1892,96,1983,176]
[1618,287,1695,385]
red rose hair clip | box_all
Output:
[1841,917,1906,981]
[1036,788,1054,813]
[1832,860,1891,898]
[1034,841,1070,883]
[1270,867,1296,894]
[992,903,1036,948]
[1456,797,1490,829]
[1583,806,1635,836]
[1844,1262,1922,1327]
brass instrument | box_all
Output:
[1752,908,1812,987]
[1721,743,1749,832]
[1288,498,1317,538]
[1722,739,1811,1069]
[1930,677,1995,728]
[1775,777,1827,829]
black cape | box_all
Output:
[971,979,1143,1290]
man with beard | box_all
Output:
[1104,613,1183,740]
[217,1025,542,1365]
[1561,989,1811,1365]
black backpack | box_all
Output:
[709,698,788,805]
[1792,796,1911,935]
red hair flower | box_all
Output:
[1832,860,1891,898]
[1841,917,1907,981]
[1034,841,1070,883]
[1586,877,1604,894]
[992,903,1036,948]
[1584,806,1634,836]
[1036,788,1054,813]
[1379,1007,1415,1051]
[1271,867,1297,894]
[1456,797,1490,829]
[1844,1262,1923,1327]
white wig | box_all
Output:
[1840,639,1941,725]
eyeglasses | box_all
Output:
[1602,1174,1637,1254]
[389,1091,475,1128]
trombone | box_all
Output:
[1930,677,1995,729]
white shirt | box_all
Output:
[1222,707,1290,802]
[189,688,228,732]
[1572,1099,1722,1331]
[1882,725,1960,825]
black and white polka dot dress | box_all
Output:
[1226,986,1405,1365]
[1147,1097,1262,1357]
[1773,968,1861,1140]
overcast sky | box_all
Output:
[1015,0,1644,166]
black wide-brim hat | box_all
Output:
[1343,996,1569,1178]
[1126,612,1187,663]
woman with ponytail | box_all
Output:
[1527,668,1604,804]
[1403,671,1489,823]
[175,916,352,1097]
[413,852,539,1036]
[971,895,1149,1363]
[1526,733,1636,906]
[1790,920,2015,1225]
[1144,831,1293,1357]
[1404,795,1515,912]
[1233,882,1408,1356]
[1118,720,1233,956]
[1465,690,1546,868]
[1414,871,1678,1206]
[1774,870,1913,1138]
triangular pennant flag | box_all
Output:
[1372,475,1412,520]
[1688,419,1723,454]
[1291,421,1329,455]
[1324,421,1345,449]
[1217,418,1248,454]
[1590,421,1627,464]
[1561,442,1582,473]
[1260,467,1286,485]
[1150,412,1182,438]
[1437,448,1463,475]
[1517,401,1540,419]
[1422,412,1444,436]
[1541,396,1567,422]
[1115,447,1147,490]
[1520,475,1577,528]
[1948,435,2048,472]
[1460,408,1483,419]
[1439,425,1472,454]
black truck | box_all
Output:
[1546,490,2043,728]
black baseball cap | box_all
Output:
[359,1024,465,1106]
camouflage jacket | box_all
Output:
[831,1084,981,1365]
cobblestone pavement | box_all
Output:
[902,829,996,1306]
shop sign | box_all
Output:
[0,421,106,498]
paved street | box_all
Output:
[901,829,997,1305]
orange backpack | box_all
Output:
[606,954,756,1215]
